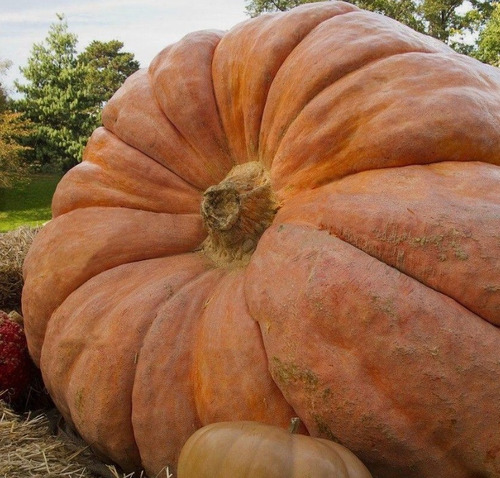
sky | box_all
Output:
[0,0,249,96]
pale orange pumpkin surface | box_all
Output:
[22,2,500,477]
[177,421,374,477]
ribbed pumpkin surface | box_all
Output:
[22,2,500,477]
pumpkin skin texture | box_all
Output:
[177,421,373,478]
[21,2,500,477]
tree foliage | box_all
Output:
[0,60,33,188]
[352,0,423,32]
[246,0,319,16]
[244,0,499,64]
[0,111,33,188]
[14,16,139,171]
[0,59,12,113]
[474,2,500,66]
[78,39,139,118]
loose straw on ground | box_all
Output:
[0,399,134,477]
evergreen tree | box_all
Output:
[15,15,139,171]
[79,39,139,104]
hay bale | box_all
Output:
[0,226,40,313]
[0,399,142,477]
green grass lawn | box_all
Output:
[0,174,63,232]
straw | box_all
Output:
[0,398,139,477]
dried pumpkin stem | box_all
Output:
[200,161,278,266]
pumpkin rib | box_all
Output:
[313,221,495,326]
[221,422,296,477]
[144,76,228,191]
[259,9,452,170]
[102,69,217,190]
[40,291,92,423]
[132,265,303,476]
[149,30,235,182]
[22,207,206,365]
[178,423,231,475]
[212,1,360,165]
[52,128,202,217]
[268,50,500,196]
[131,267,228,474]
[193,269,299,429]
[40,254,213,472]
[246,222,500,477]
[357,357,483,478]
[290,436,352,478]
[274,161,500,325]
[317,224,490,324]
[265,49,447,170]
[313,437,376,478]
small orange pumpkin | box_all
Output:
[177,421,373,478]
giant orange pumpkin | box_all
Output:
[22,2,500,477]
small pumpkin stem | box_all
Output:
[289,417,301,434]
[200,162,278,266]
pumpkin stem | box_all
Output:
[200,161,277,266]
[289,417,301,434]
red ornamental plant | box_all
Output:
[22,2,500,477]
[0,311,33,404]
